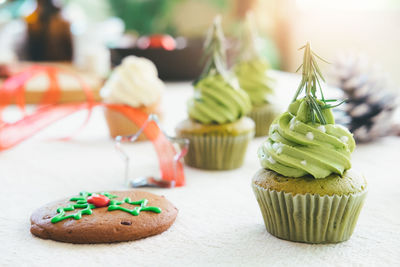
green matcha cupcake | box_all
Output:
[176,16,254,170]
[234,13,280,137]
[251,43,367,243]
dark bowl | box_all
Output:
[109,38,204,81]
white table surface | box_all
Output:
[1,71,400,267]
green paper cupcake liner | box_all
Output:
[252,183,367,243]
[248,104,280,137]
[182,132,254,170]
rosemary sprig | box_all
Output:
[237,12,260,62]
[293,42,343,124]
[194,15,230,85]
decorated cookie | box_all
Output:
[30,190,177,243]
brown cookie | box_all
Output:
[30,190,178,244]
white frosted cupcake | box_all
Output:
[101,56,165,140]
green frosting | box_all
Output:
[258,98,355,179]
[235,59,273,106]
[188,74,252,124]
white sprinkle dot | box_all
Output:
[341,136,349,143]
[290,124,295,130]
[268,156,276,164]
[276,148,283,154]
[301,160,307,166]
[272,142,283,151]
[272,143,279,151]
[317,125,326,133]
[306,132,314,140]
[290,117,296,124]
[335,124,348,131]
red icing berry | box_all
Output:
[87,194,110,208]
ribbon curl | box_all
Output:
[0,65,185,187]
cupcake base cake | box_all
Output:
[248,103,280,137]
[176,117,254,170]
[252,169,367,243]
[104,100,162,140]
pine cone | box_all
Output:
[330,54,399,143]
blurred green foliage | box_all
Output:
[108,0,182,35]
[108,0,229,35]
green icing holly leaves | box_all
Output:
[50,191,161,224]
[51,203,95,223]
[51,191,117,223]
[108,198,161,215]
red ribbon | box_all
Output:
[0,66,185,187]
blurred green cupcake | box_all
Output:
[234,13,280,137]
[176,16,254,170]
[176,115,254,170]
[251,43,367,243]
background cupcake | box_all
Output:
[176,16,254,170]
[101,55,165,140]
[234,13,280,137]
[252,43,367,243]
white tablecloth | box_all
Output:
[1,71,400,266]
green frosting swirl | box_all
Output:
[258,99,355,179]
[188,74,252,124]
[235,59,273,106]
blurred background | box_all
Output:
[0,0,399,84]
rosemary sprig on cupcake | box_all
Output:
[292,42,345,124]
[237,12,260,62]
[195,15,231,85]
